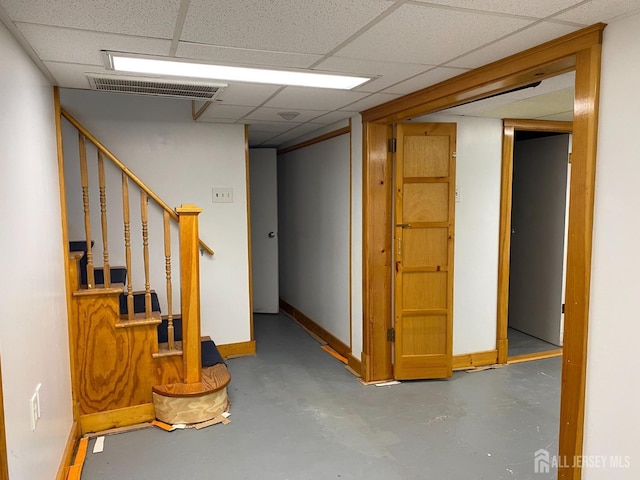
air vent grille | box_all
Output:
[86,74,226,100]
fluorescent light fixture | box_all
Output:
[106,53,370,90]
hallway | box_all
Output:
[81,313,561,479]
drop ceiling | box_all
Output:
[1,0,638,147]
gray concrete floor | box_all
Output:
[508,327,560,357]
[81,313,561,480]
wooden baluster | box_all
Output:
[122,172,134,321]
[78,133,95,288]
[141,191,152,317]
[163,211,175,350]
[97,151,110,287]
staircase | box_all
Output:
[62,108,231,434]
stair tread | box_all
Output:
[152,363,231,397]
[73,283,125,297]
[116,311,162,328]
[153,341,184,358]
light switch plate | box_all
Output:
[212,187,233,203]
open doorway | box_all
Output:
[507,128,571,362]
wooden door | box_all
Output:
[394,123,456,380]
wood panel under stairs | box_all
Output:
[68,245,231,433]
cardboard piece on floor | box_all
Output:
[194,415,231,430]
[374,380,401,387]
[152,420,176,432]
[92,436,104,454]
[465,364,505,373]
[320,345,348,364]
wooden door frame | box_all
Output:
[361,24,604,480]
[497,119,573,364]
[0,359,8,480]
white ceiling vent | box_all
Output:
[86,74,226,100]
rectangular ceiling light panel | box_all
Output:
[106,52,370,90]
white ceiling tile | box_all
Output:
[199,104,255,121]
[536,111,574,121]
[340,93,402,111]
[16,23,171,66]
[197,117,241,124]
[442,72,576,115]
[554,0,640,24]
[383,67,470,95]
[472,88,575,119]
[263,87,368,110]
[314,57,432,93]
[446,22,580,69]
[181,0,393,54]
[0,0,181,38]
[245,107,330,123]
[215,84,282,107]
[269,122,328,144]
[248,123,299,133]
[307,111,357,124]
[336,4,533,64]
[248,131,282,145]
[176,42,322,68]
[44,61,107,89]
[411,0,584,18]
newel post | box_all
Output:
[177,204,203,384]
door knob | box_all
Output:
[268,232,276,238]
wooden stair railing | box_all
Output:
[60,107,214,256]
[60,106,229,434]
[61,107,214,353]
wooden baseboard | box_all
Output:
[347,354,362,377]
[79,403,155,435]
[508,348,563,364]
[217,340,256,359]
[452,349,498,370]
[55,421,80,480]
[279,298,350,358]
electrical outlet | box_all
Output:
[212,187,233,203]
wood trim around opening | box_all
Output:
[361,24,604,480]
[244,125,255,342]
[496,119,573,365]
[55,421,81,480]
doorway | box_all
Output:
[496,120,572,364]
[507,128,571,361]
[361,25,603,478]
[248,148,279,314]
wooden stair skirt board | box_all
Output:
[152,364,231,424]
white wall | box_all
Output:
[278,133,351,346]
[60,89,251,345]
[410,114,502,354]
[583,12,640,479]
[0,21,73,479]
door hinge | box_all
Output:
[388,138,397,153]
[452,151,457,158]
[562,303,565,314]
[387,327,395,342]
